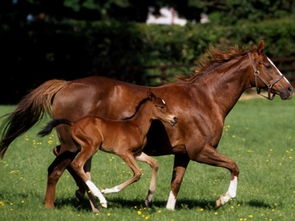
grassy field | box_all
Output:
[0,97,295,221]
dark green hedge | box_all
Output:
[56,16,295,65]
[1,17,295,103]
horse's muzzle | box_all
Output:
[278,86,294,100]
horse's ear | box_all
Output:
[147,90,156,101]
[256,40,265,54]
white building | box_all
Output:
[146,7,187,26]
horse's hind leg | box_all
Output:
[135,152,159,207]
[53,146,88,197]
[70,144,107,208]
[192,144,239,208]
[45,151,77,209]
[53,145,86,200]
[53,145,99,212]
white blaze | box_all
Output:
[267,57,290,84]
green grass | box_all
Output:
[1,97,295,221]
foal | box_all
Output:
[38,92,177,208]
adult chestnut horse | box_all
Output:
[0,41,293,211]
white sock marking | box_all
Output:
[218,176,238,206]
[102,186,120,194]
[86,180,107,207]
[227,176,238,198]
[166,191,176,210]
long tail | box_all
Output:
[0,79,67,158]
[38,119,72,137]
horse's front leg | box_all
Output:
[166,153,190,210]
[193,144,239,208]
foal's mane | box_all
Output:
[179,44,253,82]
[122,96,150,120]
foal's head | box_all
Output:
[147,92,177,126]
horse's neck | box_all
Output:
[129,101,153,135]
[196,55,251,116]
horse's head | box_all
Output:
[148,91,178,126]
[248,41,293,100]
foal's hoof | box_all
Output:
[144,199,150,207]
[101,202,108,208]
[91,207,100,213]
[215,197,223,209]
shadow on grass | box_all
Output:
[0,190,275,212]
[244,200,273,208]
[55,197,93,211]
[55,196,216,211]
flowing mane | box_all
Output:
[179,45,252,82]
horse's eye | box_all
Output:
[265,64,272,69]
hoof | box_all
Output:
[91,207,100,213]
[44,202,55,209]
[215,194,234,208]
[215,197,223,209]
[101,202,108,208]
[144,190,154,207]
[144,199,150,207]
[166,206,175,211]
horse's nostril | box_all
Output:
[173,117,178,123]
[288,86,293,92]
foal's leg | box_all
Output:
[53,146,99,212]
[71,145,107,208]
[166,154,190,210]
[135,152,159,207]
[102,153,142,194]
[53,145,86,200]
[193,144,239,208]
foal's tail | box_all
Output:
[0,79,67,159]
[38,119,72,137]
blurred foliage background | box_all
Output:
[0,0,295,103]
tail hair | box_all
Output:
[38,119,72,137]
[0,79,67,159]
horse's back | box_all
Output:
[51,76,148,120]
